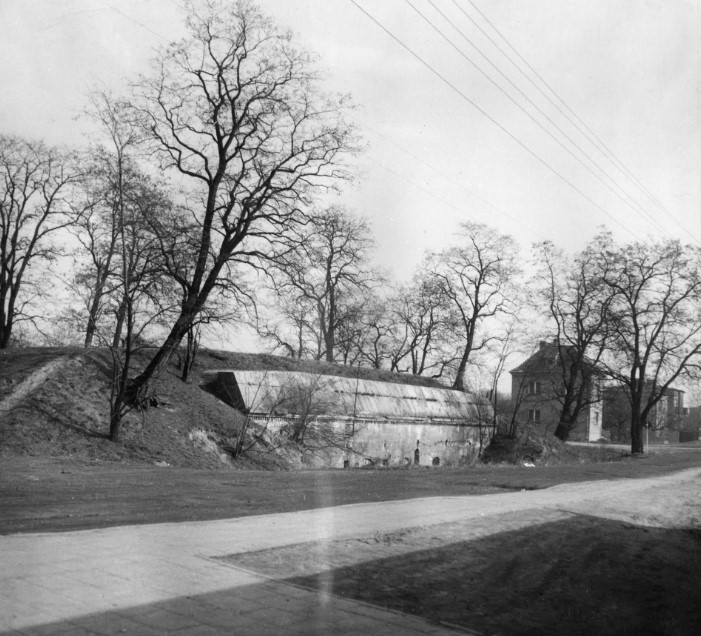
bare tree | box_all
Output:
[533,236,614,440]
[125,1,357,404]
[73,93,180,440]
[431,222,520,391]
[254,292,319,359]
[480,312,532,432]
[387,273,458,378]
[264,206,376,363]
[0,135,81,348]
[67,93,142,347]
[353,294,395,369]
[600,238,701,454]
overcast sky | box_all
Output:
[1,0,699,284]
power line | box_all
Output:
[409,0,669,236]
[349,0,641,239]
[351,114,536,236]
[462,0,698,241]
[95,0,168,42]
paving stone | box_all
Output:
[18,622,98,636]
[243,606,308,629]
[64,612,154,635]
[129,607,204,631]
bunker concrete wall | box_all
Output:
[257,417,484,468]
[349,420,483,468]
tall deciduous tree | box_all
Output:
[387,274,458,378]
[72,93,142,348]
[0,135,80,348]
[534,235,614,441]
[72,93,181,440]
[601,238,701,454]
[127,0,357,403]
[264,206,375,363]
[431,222,520,392]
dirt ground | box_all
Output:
[224,470,701,636]
[2,451,701,534]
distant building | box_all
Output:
[204,369,491,468]
[680,405,701,442]
[603,384,687,444]
[509,341,603,442]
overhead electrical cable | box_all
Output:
[463,0,697,240]
[96,0,168,41]
[408,0,669,236]
[351,115,536,235]
[361,152,542,240]
[349,0,641,239]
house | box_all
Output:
[680,405,701,442]
[204,369,491,467]
[509,341,603,442]
[603,384,687,444]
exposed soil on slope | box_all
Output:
[0,347,251,469]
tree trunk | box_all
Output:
[112,297,127,348]
[181,326,193,382]
[630,413,645,454]
[128,310,195,404]
[84,287,105,347]
[0,295,15,348]
[84,265,112,347]
[554,421,571,441]
[324,327,335,363]
[452,349,470,392]
[84,318,96,348]
[0,322,11,349]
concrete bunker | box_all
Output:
[204,369,490,468]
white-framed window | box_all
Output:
[528,409,541,423]
[527,381,541,395]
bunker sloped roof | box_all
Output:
[208,370,487,422]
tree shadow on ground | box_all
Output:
[279,515,701,635]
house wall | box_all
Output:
[511,374,602,442]
[254,416,484,468]
[585,399,603,441]
[603,386,686,442]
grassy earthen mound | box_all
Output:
[0,347,453,470]
[0,347,257,469]
[481,429,625,465]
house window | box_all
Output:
[528,381,541,395]
[528,409,541,423]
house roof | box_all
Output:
[206,369,487,422]
[510,341,595,376]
